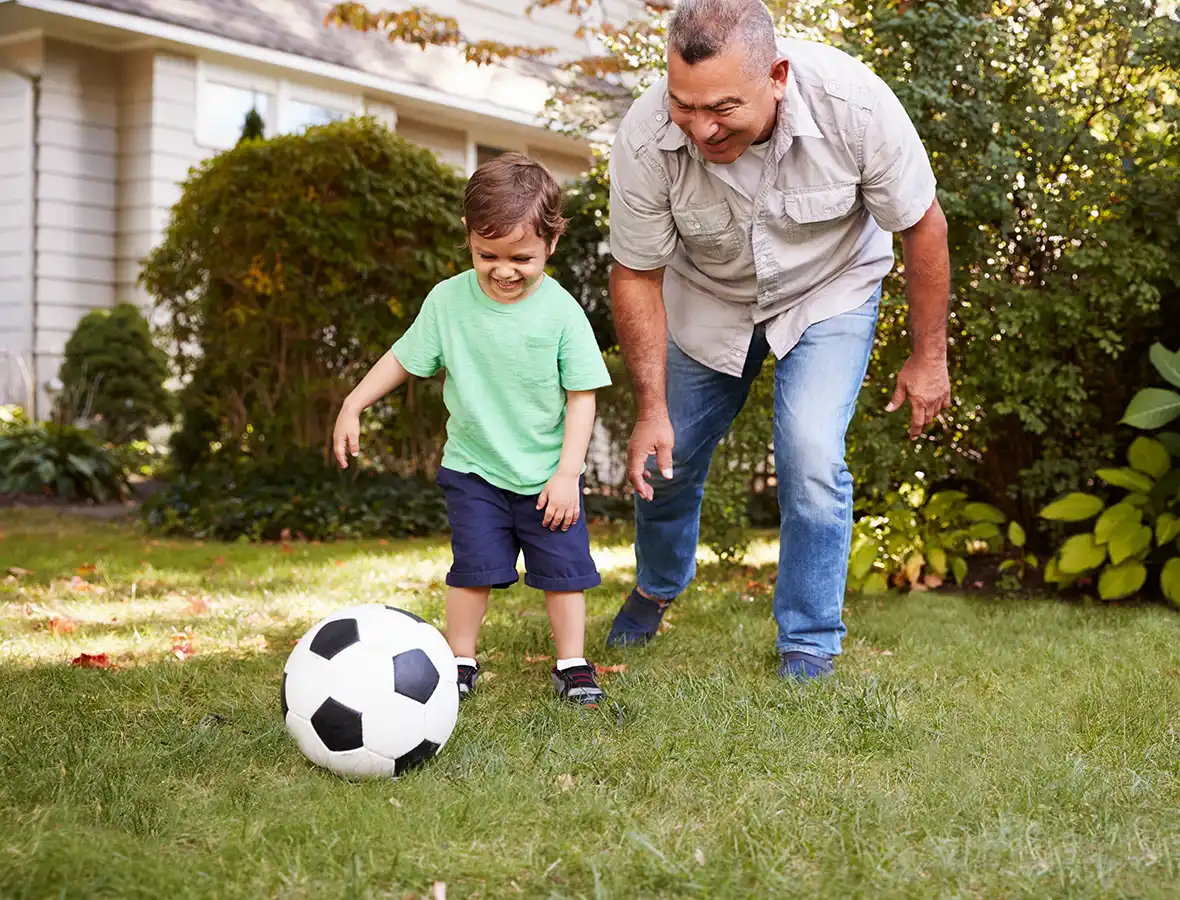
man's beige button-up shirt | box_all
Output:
[608,37,938,377]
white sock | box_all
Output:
[455,656,477,669]
[556,657,588,671]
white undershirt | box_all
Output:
[708,138,772,202]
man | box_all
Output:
[605,0,951,681]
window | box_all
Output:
[476,143,510,167]
[280,98,352,135]
[198,82,272,150]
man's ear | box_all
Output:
[770,58,790,101]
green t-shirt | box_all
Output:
[391,269,612,495]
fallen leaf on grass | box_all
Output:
[64,576,103,594]
[595,664,628,674]
[171,630,195,660]
[695,848,706,866]
[7,566,33,577]
[76,563,96,575]
[213,556,225,566]
[187,596,210,615]
[280,545,293,554]
[432,882,447,900]
[70,653,110,669]
[48,615,76,635]
[556,773,575,792]
[524,653,552,663]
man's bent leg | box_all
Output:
[608,335,766,647]
[773,287,880,665]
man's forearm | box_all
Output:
[556,390,597,477]
[609,263,668,417]
[900,201,951,361]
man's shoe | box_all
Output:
[606,588,672,649]
[551,663,606,707]
[778,651,834,683]
[457,663,479,700]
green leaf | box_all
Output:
[860,572,889,596]
[1024,554,1039,567]
[1149,342,1180,389]
[1043,557,1071,586]
[950,555,968,585]
[1121,388,1180,430]
[998,559,1018,573]
[968,522,1001,540]
[1097,467,1155,494]
[1108,522,1153,566]
[1157,514,1180,547]
[927,547,948,577]
[1097,561,1147,601]
[1124,492,1151,508]
[849,540,878,581]
[1158,432,1180,458]
[1127,437,1171,479]
[1040,493,1105,522]
[1094,502,1142,545]
[1162,558,1180,608]
[1007,521,1026,548]
[1151,469,1180,508]
[963,502,1006,524]
[1058,533,1107,575]
[925,491,967,517]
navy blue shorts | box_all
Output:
[435,467,601,592]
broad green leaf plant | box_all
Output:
[1040,343,1180,605]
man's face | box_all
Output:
[667,42,788,165]
[466,224,555,304]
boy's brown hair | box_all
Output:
[464,152,567,246]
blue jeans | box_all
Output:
[634,285,881,658]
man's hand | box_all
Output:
[538,473,581,531]
[627,413,675,501]
[333,405,361,468]
[887,354,950,440]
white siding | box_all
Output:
[396,115,469,172]
[525,145,591,184]
[30,40,121,416]
[0,39,38,411]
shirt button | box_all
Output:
[655,112,665,122]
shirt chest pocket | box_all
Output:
[671,198,744,265]
[773,183,860,241]
[513,334,560,387]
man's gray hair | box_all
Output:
[667,0,778,76]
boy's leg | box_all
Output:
[545,590,586,661]
[514,484,605,706]
[607,334,769,648]
[435,467,520,698]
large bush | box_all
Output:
[141,117,469,473]
[0,419,129,503]
[55,302,173,443]
[551,0,1180,562]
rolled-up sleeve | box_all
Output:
[608,136,678,271]
[859,79,937,233]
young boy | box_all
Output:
[332,153,612,707]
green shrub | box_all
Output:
[141,117,469,473]
[847,485,1012,594]
[140,454,447,542]
[55,303,173,443]
[0,422,129,502]
[1040,343,1180,605]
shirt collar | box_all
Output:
[655,64,823,156]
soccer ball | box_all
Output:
[281,604,459,778]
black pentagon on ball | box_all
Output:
[395,739,440,776]
[386,605,426,624]
[392,648,440,704]
[310,618,360,660]
[310,697,364,752]
[281,673,289,718]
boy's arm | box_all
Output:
[342,349,410,414]
[556,390,597,478]
[334,350,411,467]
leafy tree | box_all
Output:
[141,117,468,472]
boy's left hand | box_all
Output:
[538,474,581,532]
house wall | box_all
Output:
[0,37,39,410]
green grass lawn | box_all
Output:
[2,509,1179,899]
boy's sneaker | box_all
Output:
[457,663,479,700]
[778,651,834,683]
[606,588,672,648]
[551,663,605,707]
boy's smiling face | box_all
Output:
[467,224,555,305]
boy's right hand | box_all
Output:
[333,405,361,469]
